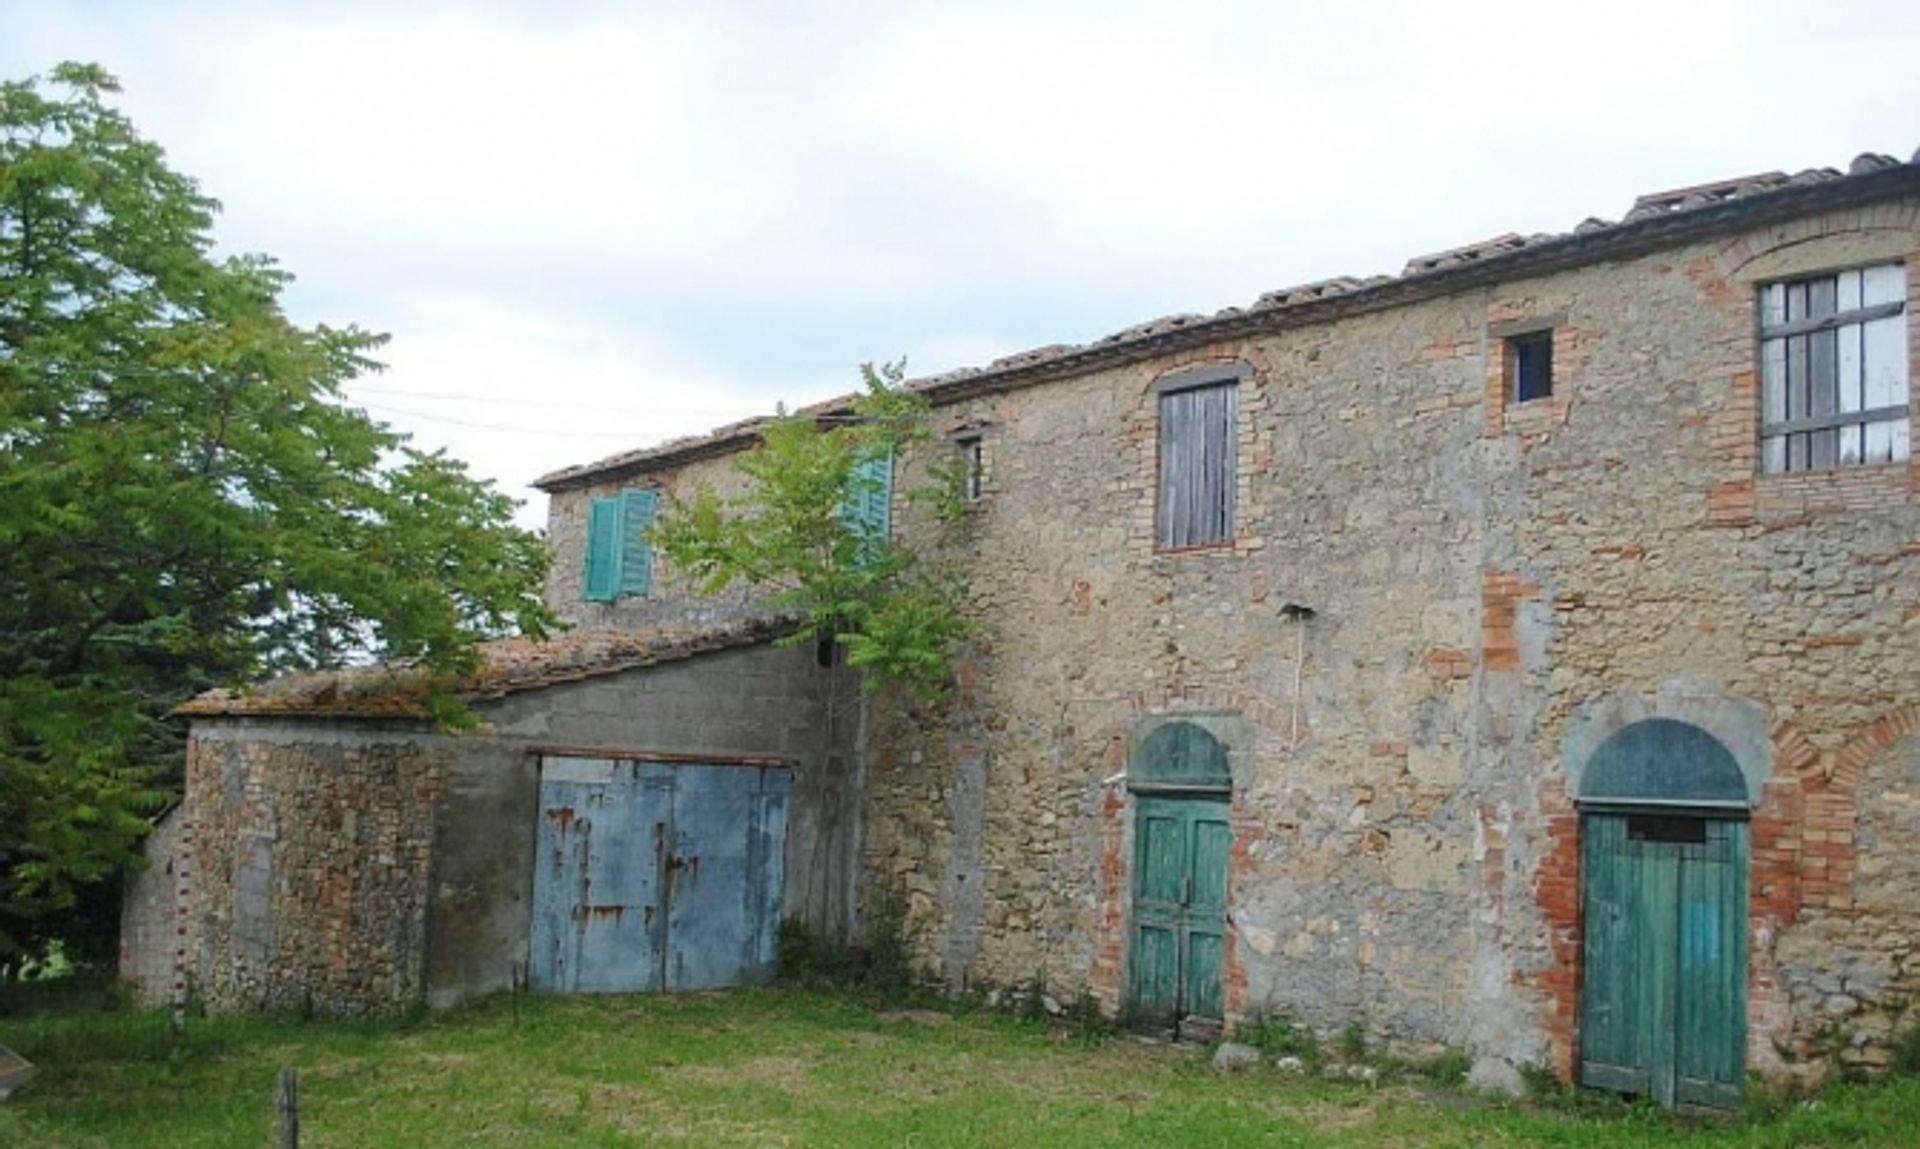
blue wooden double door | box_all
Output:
[531,756,792,993]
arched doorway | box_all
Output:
[1578,718,1749,1109]
[1128,722,1232,1037]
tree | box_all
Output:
[0,63,555,972]
[653,361,972,702]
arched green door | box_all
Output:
[1578,720,1749,1109]
[1129,722,1232,1032]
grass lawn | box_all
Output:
[3,986,1918,1148]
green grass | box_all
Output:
[3,987,1919,1147]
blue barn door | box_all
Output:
[665,764,791,989]
[531,756,790,993]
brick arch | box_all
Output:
[1830,703,1920,791]
[1770,717,1823,783]
[1084,687,1278,1020]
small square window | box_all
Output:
[1509,331,1553,403]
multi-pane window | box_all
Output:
[1156,379,1237,549]
[1759,263,1909,473]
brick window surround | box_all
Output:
[1701,217,1920,527]
[1484,310,1578,440]
[1154,363,1246,551]
[1757,262,1909,473]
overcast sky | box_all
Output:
[7,1,1919,527]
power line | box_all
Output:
[344,384,766,419]
[351,402,661,438]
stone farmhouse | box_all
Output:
[126,150,1920,1107]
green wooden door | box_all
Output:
[1580,813,1747,1108]
[1130,796,1231,1026]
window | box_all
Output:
[1156,376,1237,549]
[1759,263,1909,473]
[583,488,657,602]
[1508,330,1554,403]
[955,433,984,502]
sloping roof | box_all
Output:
[174,616,797,719]
[535,149,1920,493]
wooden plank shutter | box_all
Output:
[617,488,658,597]
[583,496,622,602]
[1157,383,1236,549]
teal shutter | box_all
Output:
[840,452,893,543]
[584,497,621,602]
[617,488,657,598]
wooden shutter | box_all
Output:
[583,497,621,602]
[842,452,893,542]
[617,488,658,597]
[1157,383,1237,549]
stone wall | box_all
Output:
[545,451,769,633]
[851,197,1920,1076]
[183,726,445,1016]
[532,194,1920,1078]
[158,640,857,1016]
[118,804,191,1006]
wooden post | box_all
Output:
[276,1066,299,1148]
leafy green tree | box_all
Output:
[0,63,554,973]
[653,361,972,701]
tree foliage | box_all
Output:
[653,362,972,700]
[0,64,555,970]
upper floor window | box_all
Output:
[1508,329,1554,403]
[956,433,985,502]
[583,488,657,602]
[1759,263,1909,473]
[1156,372,1238,549]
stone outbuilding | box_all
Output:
[132,149,1920,1107]
[125,620,861,1015]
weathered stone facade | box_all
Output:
[185,728,444,1015]
[536,160,1920,1082]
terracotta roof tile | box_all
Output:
[174,616,799,719]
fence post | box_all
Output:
[276,1065,299,1149]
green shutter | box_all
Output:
[584,497,621,602]
[839,452,893,549]
[617,488,657,598]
